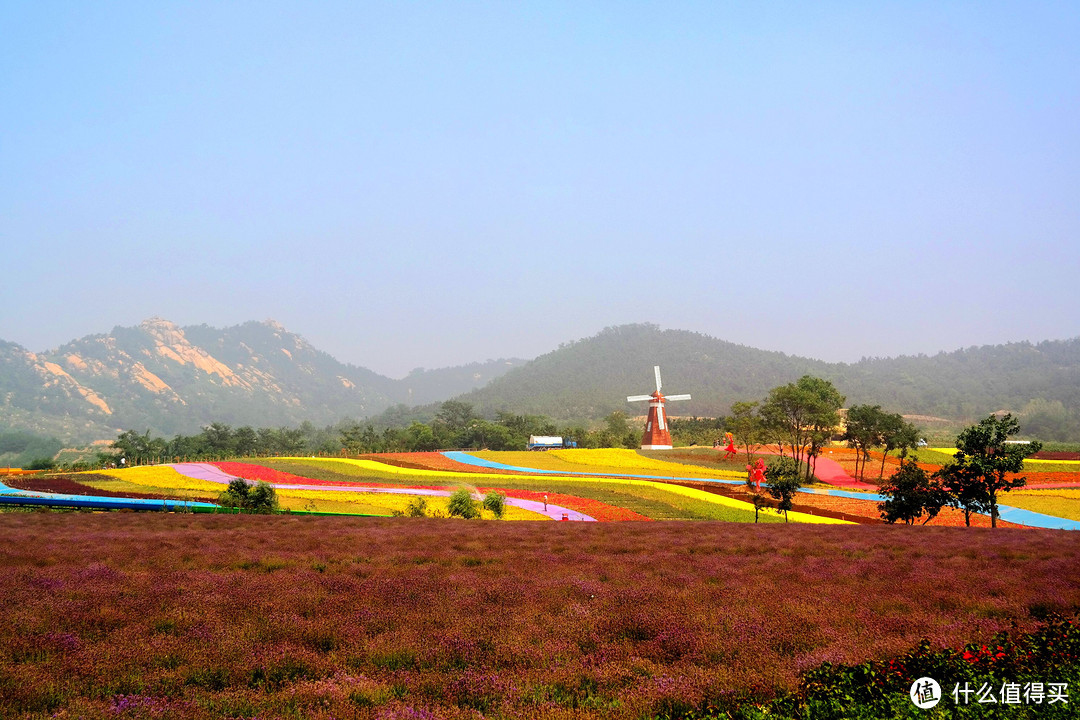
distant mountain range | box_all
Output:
[3,320,1079,443]
[454,324,1080,425]
[0,318,523,442]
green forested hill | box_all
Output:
[454,324,1080,438]
[455,324,830,420]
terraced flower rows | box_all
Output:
[7,446,1079,526]
[269,457,845,524]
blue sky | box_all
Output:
[2,1,1077,377]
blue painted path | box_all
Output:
[0,480,219,512]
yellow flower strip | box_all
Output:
[276,489,547,521]
[93,463,545,520]
[94,466,224,493]
[994,493,1080,522]
[928,449,1080,470]
[284,458,848,524]
[550,448,746,479]
[1013,488,1080,499]
[80,478,213,502]
[468,449,746,480]
[1022,459,1080,467]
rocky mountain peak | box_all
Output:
[140,317,186,345]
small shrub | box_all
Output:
[218,479,278,514]
[447,488,480,519]
[482,491,506,519]
[405,496,429,517]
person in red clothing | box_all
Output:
[723,431,737,460]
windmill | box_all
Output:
[626,366,691,450]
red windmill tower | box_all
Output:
[626,366,691,450]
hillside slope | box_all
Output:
[456,324,1080,427]
[0,318,523,441]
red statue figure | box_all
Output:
[723,431,737,460]
[747,458,766,491]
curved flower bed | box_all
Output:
[3,473,216,503]
[211,461,322,485]
[550,449,747,479]
[96,466,224,493]
[367,452,526,475]
[490,488,652,522]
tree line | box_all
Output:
[878,413,1042,528]
[99,375,916,466]
[100,373,1046,533]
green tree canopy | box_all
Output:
[936,413,1042,528]
[879,457,949,525]
[761,376,845,481]
[764,456,803,522]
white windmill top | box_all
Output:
[627,366,691,403]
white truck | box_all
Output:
[527,435,578,450]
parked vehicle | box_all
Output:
[527,435,578,450]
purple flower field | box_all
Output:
[2,514,1078,719]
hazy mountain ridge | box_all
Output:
[0,318,524,442]
[3,320,1079,443]
[456,324,1080,427]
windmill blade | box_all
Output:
[626,395,652,402]
[665,394,692,401]
[654,365,662,393]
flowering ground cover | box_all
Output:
[639,448,756,474]
[269,489,547,521]
[211,461,330,486]
[80,477,222,504]
[235,461,652,521]
[1005,489,1080,522]
[243,460,447,489]
[550,449,747,479]
[472,449,747,480]
[492,489,651,522]
[95,466,225,494]
[367,452,525,475]
[271,459,844,524]
[1,473,218,504]
[1021,471,1080,488]
[2,515,1079,719]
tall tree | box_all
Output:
[760,376,845,481]
[843,404,885,480]
[936,413,1042,528]
[728,401,767,466]
[435,401,477,432]
[879,458,949,525]
[764,456,803,522]
[876,413,921,480]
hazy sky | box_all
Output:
[2,2,1077,377]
